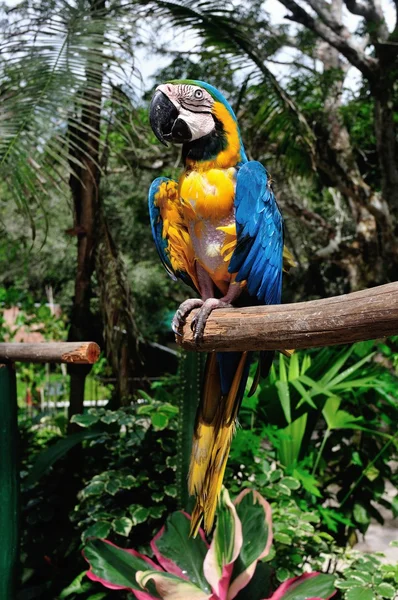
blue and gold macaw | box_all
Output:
[148,80,292,536]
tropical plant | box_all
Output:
[83,488,337,600]
[228,342,398,542]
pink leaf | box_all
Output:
[264,572,336,600]
[84,539,161,600]
[137,569,213,599]
[204,488,243,600]
[228,489,273,599]
[150,511,209,581]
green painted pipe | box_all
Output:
[0,363,19,600]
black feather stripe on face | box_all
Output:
[182,115,227,163]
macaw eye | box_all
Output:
[193,89,204,99]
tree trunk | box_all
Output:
[94,202,142,406]
[308,1,397,289]
[372,50,398,215]
[67,0,105,427]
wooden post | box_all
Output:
[0,364,19,600]
[176,282,398,352]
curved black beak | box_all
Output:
[149,90,179,146]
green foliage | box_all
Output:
[227,341,398,543]
[335,552,398,600]
[71,405,178,548]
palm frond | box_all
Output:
[0,0,137,217]
[137,0,317,166]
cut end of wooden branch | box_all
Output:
[61,342,100,364]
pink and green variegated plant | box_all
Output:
[83,488,336,600]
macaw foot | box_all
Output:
[172,298,204,335]
[191,298,232,344]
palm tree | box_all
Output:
[1,0,142,417]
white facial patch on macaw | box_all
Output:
[179,107,215,141]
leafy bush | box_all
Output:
[83,488,337,600]
[71,404,179,548]
[19,400,179,599]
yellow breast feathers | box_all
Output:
[179,167,236,221]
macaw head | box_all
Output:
[149,80,247,166]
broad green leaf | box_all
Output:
[280,477,300,490]
[112,517,133,537]
[288,352,300,381]
[346,588,373,600]
[150,505,166,519]
[276,568,290,582]
[71,413,101,428]
[24,430,102,487]
[100,412,119,424]
[353,504,370,526]
[204,488,242,595]
[105,478,122,495]
[151,512,209,592]
[322,397,361,430]
[278,414,307,468]
[81,480,106,499]
[291,379,317,409]
[377,582,396,598]
[151,412,169,429]
[83,522,112,543]
[274,533,292,545]
[276,380,291,424]
[59,571,92,598]
[270,469,283,483]
[269,573,336,599]
[164,485,177,498]
[276,483,291,496]
[279,354,288,382]
[320,346,354,385]
[364,465,379,481]
[229,490,272,598]
[326,352,375,388]
[297,375,335,398]
[84,539,160,596]
[129,505,149,525]
[233,562,272,600]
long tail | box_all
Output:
[188,351,251,536]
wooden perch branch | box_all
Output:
[0,342,100,364]
[177,282,398,352]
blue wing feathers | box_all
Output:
[229,161,283,306]
[148,177,178,282]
